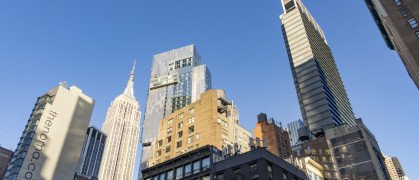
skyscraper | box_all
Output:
[140,45,211,171]
[75,126,107,180]
[280,0,356,135]
[280,1,390,179]
[98,62,141,180]
[3,82,95,180]
[365,0,419,89]
[286,119,304,146]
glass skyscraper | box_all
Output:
[280,0,356,136]
[286,119,304,146]
[75,126,106,180]
[140,45,211,173]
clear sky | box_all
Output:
[1,0,418,179]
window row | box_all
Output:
[146,157,210,180]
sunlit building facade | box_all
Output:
[149,89,251,166]
[3,83,95,180]
[98,62,141,180]
[280,0,356,135]
[140,45,211,172]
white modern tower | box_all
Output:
[3,83,95,180]
[98,62,141,180]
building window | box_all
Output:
[178,113,184,120]
[416,31,419,38]
[196,133,200,140]
[188,117,195,124]
[189,108,195,114]
[178,122,183,129]
[283,171,288,180]
[307,146,311,153]
[218,119,228,127]
[168,118,173,125]
[159,173,165,180]
[177,131,183,138]
[166,146,171,153]
[167,170,174,180]
[188,126,194,133]
[222,129,228,136]
[188,136,194,144]
[251,174,259,180]
[157,140,163,147]
[408,18,418,28]
[394,0,402,5]
[193,161,200,174]
[175,167,183,179]
[250,163,257,172]
[268,164,273,179]
[166,136,172,143]
[202,157,210,171]
[167,127,173,134]
[401,6,410,16]
[176,141,182,148]
[156,150,161,157]
[297,149,301,156]
[185,164,192,177]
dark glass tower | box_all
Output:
[75,126,106,180]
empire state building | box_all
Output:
[99,62,141,180]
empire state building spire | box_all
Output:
[99,60,141,180]
[124,60,135,98]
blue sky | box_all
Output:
[1,0,418,179]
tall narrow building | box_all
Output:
[365,0,419,89]
[75,126,107,180]
[280,1,391,179]
[140,45,211,171]
[280,0,356,135]
[98,62,141,180]
[3,82,95,180]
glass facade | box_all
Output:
[75,126,107,179]
[144,156,210,180]
[4,94,54,180]
[140,45,212,174]
[286,119,304,146]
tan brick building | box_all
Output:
[253,113,292,159]
[149,89,251,166]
